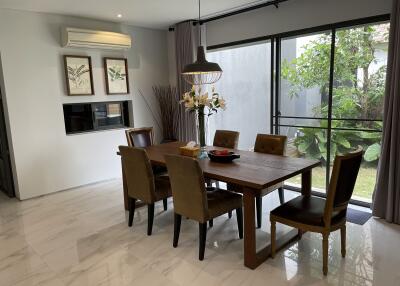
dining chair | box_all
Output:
[270,147,363,275]
[165,154,243,261]
[119,146,172,236]
[207,130,240,224]
[213,130,240,149]
[125,127,154,148]
[125,126,168,207]
[253,134,287,228]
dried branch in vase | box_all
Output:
[153,85,180,141]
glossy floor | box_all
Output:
[0,180,399,286]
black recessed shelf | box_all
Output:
[63,101,130,135]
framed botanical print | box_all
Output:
[64,55,94,95]
[104,58,129,95]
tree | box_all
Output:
[281,24,389,163]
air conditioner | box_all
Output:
[61,27,131,50]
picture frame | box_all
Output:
[104,58,129,95]
[64,55,94,96]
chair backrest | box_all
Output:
[213,130,240,149]
[254,134,287,155]
[165,154,208,222]
[119,146,156,203]
[125,127,154,148]
[324,147,363,225]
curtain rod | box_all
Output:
[169,0,290,31]
[199,0,290,24]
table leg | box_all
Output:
[242,187,302,270]
[301,170,312,196]
[121,159,129,211]
[243,190,257,269]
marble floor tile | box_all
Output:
[0,180,399,286]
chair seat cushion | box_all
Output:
[152,165,168,176]
[270,195,346,226]
[154,175,172,201]
[207,189,242,219]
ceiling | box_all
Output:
[0,0,273,29]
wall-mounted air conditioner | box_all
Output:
[61,27,131,50]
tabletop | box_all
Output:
[144,141,320,190]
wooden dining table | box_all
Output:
[118,141,320,269]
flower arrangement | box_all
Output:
[181,86,226,114]
[181,86,226,150]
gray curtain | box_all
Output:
[174,21,197,142]
[372,0,400,224]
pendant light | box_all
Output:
[182,0,222,85]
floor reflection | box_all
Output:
[0,181,399,286]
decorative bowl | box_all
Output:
[208,150,240,163]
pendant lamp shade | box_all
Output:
[181,0,222,85]
[182,46,222,85]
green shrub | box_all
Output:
[282,25,388,163]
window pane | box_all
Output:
[331,22,389,202]
[279,32,332,193]
[280,32,332,119]
[207,42,271,150]
[281,126,327,192]
[333,23,389,121]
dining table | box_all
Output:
[118,141,320,269]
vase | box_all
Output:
[197,106,207,158]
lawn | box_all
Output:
[286,166,377,202]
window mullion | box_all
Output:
[326,29,336,190]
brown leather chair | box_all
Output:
[254,134,287,228]
[207,130,240,224]
[213,130,240,149]
[125,127,154,148]
[119,146,172,236]
[270,147,363,275]
[165,154,243,261]
[125,126,167,181]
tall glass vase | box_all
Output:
[197,106,207,158]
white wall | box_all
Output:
[206,0,392,47]
[0,9,169,199]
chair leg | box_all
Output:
[278,187,285,204]
[173,213,182,248]
[163,198,168,211]
[199,222,207,261]
[271,220,276,258]
[128,197,136,227]
[228,211,232,219]
[256,196,262,228]
[209,219,213,227]
[236,208,243,239]
[340,225,346,258]
[298,229,303,239]
[322,232,329,275]
[147,203,155,236]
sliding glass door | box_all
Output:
[207,41,272,150]
[206,16,389,205]
[275,22,389,203]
